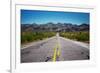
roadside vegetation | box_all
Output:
[59,31,89,43]
[21,32,56,44]
[21,31,89,44]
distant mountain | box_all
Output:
[21,23,89,32]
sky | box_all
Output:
[21,9,90,25]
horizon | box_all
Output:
[21,22,89,25]
[21,10,90,25]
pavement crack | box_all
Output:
[45,57,52,62]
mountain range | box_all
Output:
[21,23,89,32]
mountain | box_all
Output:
[21,23,89,32]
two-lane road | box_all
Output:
[21,33,89,63]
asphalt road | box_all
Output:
[21,33,89,63]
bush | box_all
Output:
[60,31,89,42]
[21,32,56,44]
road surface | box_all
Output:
[21,33,89,63]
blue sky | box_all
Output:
[21,9,90,25]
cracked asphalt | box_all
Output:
[21,33,89,63]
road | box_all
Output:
[21,33,89,63]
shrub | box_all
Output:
[60,31,89,42]
[21,32,56,44]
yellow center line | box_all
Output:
[52,42,61,62]
[52,33,61,62]
[52,44,57,62]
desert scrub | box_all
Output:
[21,32,56,44]
[60,31,89,42]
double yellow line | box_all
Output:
[52,42,61,62]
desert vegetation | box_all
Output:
[59,31,89,43]
[21,32,56,44]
